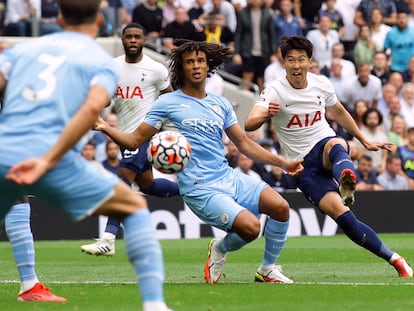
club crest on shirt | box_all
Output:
[316,94,322,105]
[212,105,222,115]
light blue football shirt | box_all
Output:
[0,32,118,165]
[144,89,238,194]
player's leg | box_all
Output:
[323,138,357,207]
[6,199,66,302]
[47,159,170,310]
[94,182,170,310]
[255,186,293,283]
[135,169,179,198]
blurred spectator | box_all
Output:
[161,0,178,29]
[132,0,163,42]
[330,42,356,78]
[264,0,277,17]
[353,25,376,68]
[400,82,414,128]
[329,58,352,104]
[3,0,36,36]
[352,99,369,129]
[262,165,298,192]
[188,0,207,31]
[317,0,344,39]
[384,11,414,74]
[233,0,275,92]
[377,153,409,190]
[205,0,237,33]
[377,83,398,117]
[388,71,404,95]
[382,94,403,132]
[306,15,339,71]
[369,7,391,52]
[402,55,414,83]
[101,140,121,175]
[162,7,204,50]
[355,154,383,191]
[354,0,397,27]
[81,140,98,162]
[234,153,262,181]
[396,126,414,188]
[264,46,285,86]
[387,114,409,153]
[353,108,388,174]
[343,63,383,110]
[39,0,61,36]
[293,0,324,35]
[231,0,247,14]
[201,12,234,47]
[334,0,360,59]
[371,51,391,86]
[273,0,302,48]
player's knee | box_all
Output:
[240,218,261,242]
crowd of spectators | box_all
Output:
[3,0,414,192]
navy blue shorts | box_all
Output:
[296,136,348,207]
[120,140,152,174]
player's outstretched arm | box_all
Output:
[226,124,303,175]
[97,119,157,151]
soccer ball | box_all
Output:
[147,130,191,174]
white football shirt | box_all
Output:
[255,73,337,160]
[112,54,170,133]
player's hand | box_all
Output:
[6,157,49,185]
[283,159,304,176]
[268,101,280,117]
[93,117,107,132]
[364,141,393,152]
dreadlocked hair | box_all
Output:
[168,39,233,89]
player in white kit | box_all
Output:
[81,23,179,256]
[245,35,413,278]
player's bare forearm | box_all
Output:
[102,121,156,150]
[245,106,269,131]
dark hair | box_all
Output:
[362,107,383,126]
[59,0,101,26]
[279,36,313,59]
[168,40,233,89]
[122,22,146,36]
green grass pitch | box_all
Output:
[1,234,414,310]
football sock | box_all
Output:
[123,209,165,303]
[141,178,180,197]
[336,210,394,261]
[5,203,39,293]
[105,218,121,236]
[328,144,355,182]
[262,218,289,266]
[216,232,248,254]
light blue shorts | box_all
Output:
[183,169,268,232]
[0,152,118,221]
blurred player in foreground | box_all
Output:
[93,40,304,284]
[245,35,412,278]
[0,1,171,310]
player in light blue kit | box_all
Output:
[0,1,171,310]
[94,40,304,284]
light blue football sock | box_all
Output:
[216,232,248,253]
[262,218,289,266]
[123,209,165,303]
[5,203,38,292]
